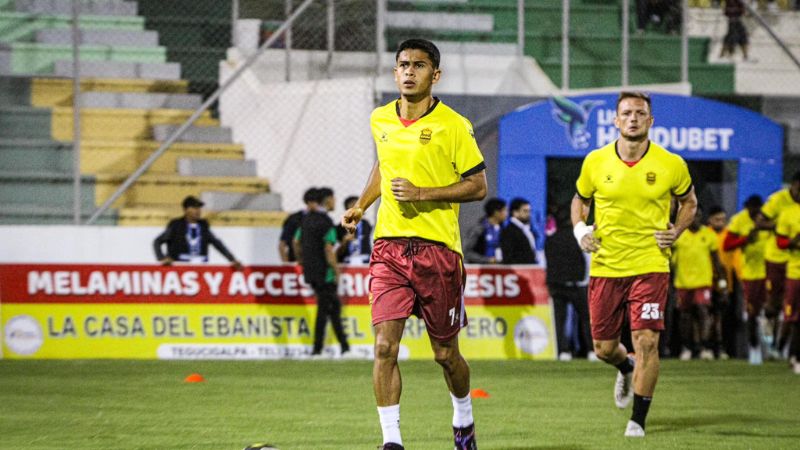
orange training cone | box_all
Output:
[184,373,206,383]
[470,388,490,398]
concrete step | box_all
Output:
[0,75,31,105]
[51,107,218,141]
[177,158,256,177]
[152,124,233,143]
[0,105,51,138]
[436,41,518,55]
[53,59,181,80]
[117,207,286,227]
[81,91,203,109]
[0,42,167,75]
[0,11,145,44]
[14,0,138,17]
[31,77,189,107]
[0,138,72,172]
[200,191,282,212]
[0,203,116,225]
[0,170,96,207]
[35,28,159,47]
[386,11,494,32]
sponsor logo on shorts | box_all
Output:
[4,315,44,356]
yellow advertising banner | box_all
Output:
[1,264,556,360]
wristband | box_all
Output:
[573,221,592,244]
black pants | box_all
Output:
[549,283,592,355]
[311,282,349,354]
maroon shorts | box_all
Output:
[766,261,787,308]
[675,288,712,311]
[369,238,465,341]
[588,273,669,341]
[784,279,800,323]
[742,279,767,316]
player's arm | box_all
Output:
[391,170,487,203]
[655,187,698,249]
[710,251,727,292]
[325,242,339,282]
[723,231,749,251]
[571,193,600,253]
[292,228,303,265]
[342,161,382,234]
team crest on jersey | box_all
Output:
[419,128,432,145]
[380,131,388,142]
[646,172,656,185]
[604,174,613,183]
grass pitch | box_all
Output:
[0,359,797,449]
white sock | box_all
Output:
[377,404,402,445]
[450,392,474,428]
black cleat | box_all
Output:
[377,443,404,450]
[454,423,477,450]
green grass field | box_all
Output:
[0,359,797,449]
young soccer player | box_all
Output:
[342,39,487,450]
[571,91,697,437]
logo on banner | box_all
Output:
[513,316,549,355]
[4,315,44,356]
[550,96,605,149]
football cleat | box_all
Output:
[614,362,634,409]
[624,420,645,437]
[748,346,763,365]
[378,443,404,450]
[243,443,279,450]
[453,423,477,450]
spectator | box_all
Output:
[153,195,241,269]
[720,0,750,61]
[637,0,682,35]
[278,188,318,262]
[500,197,538,264]
[545,204,593,361]
[464,197,507,264]
[293,187,350,358]
[337,196,373,264]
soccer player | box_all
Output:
[707,205,738,359]
[571,91,696,437]
[724,195,769,364]
[757,172,800,357]
[671,207,726,361]
[341,39,487,450]
[774,196,800,374]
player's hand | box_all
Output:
[655,223,679,249]
[391,178,421,202]
[579,232,601,253]
[341,207,363,234]
[746,228,759,244]
[159,257,174,266]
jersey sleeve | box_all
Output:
[293,227,302,241]
[575,153,595,199]
[776,211,792,238]
[453,117,485,178]
[727,213,745,236]
[324,227,337,245]
[707,229,719,251]
[671,155,693,197]
[761,192,781,220]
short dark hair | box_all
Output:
[707,205,726,217]
[396,38,440,69]
[317,187,334,203]
[483,197,506,217]
[303,187,319,204]
[509,197,530,213]
[792,171,800,183]
[744,194,763,209]
[616,91,652,114]
[344,196,358,209]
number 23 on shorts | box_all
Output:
[641,303,661,320]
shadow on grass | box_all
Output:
[650,414,800,439]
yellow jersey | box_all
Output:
[576,141,692,277]
[370,99,485,256]
[727,209,769,280]
[671,226,717,289]
[775,202,800,280]
[761,189,794,264]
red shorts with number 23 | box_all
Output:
[588,273,670,341]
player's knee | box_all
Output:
[593,341,616,361]
[373,338,399,362]
[633,333,658,355]
[433,347,458,370]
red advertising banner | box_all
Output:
[0,264,549,306]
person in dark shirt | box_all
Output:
[464,197,507,264]
[294,187,350,357]
[545,204,592,361]
[501,197,538,264]
[279,188,319,262]
[337,196,373,264]
[153,196,241,269]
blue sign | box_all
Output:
[498,93,783,241]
